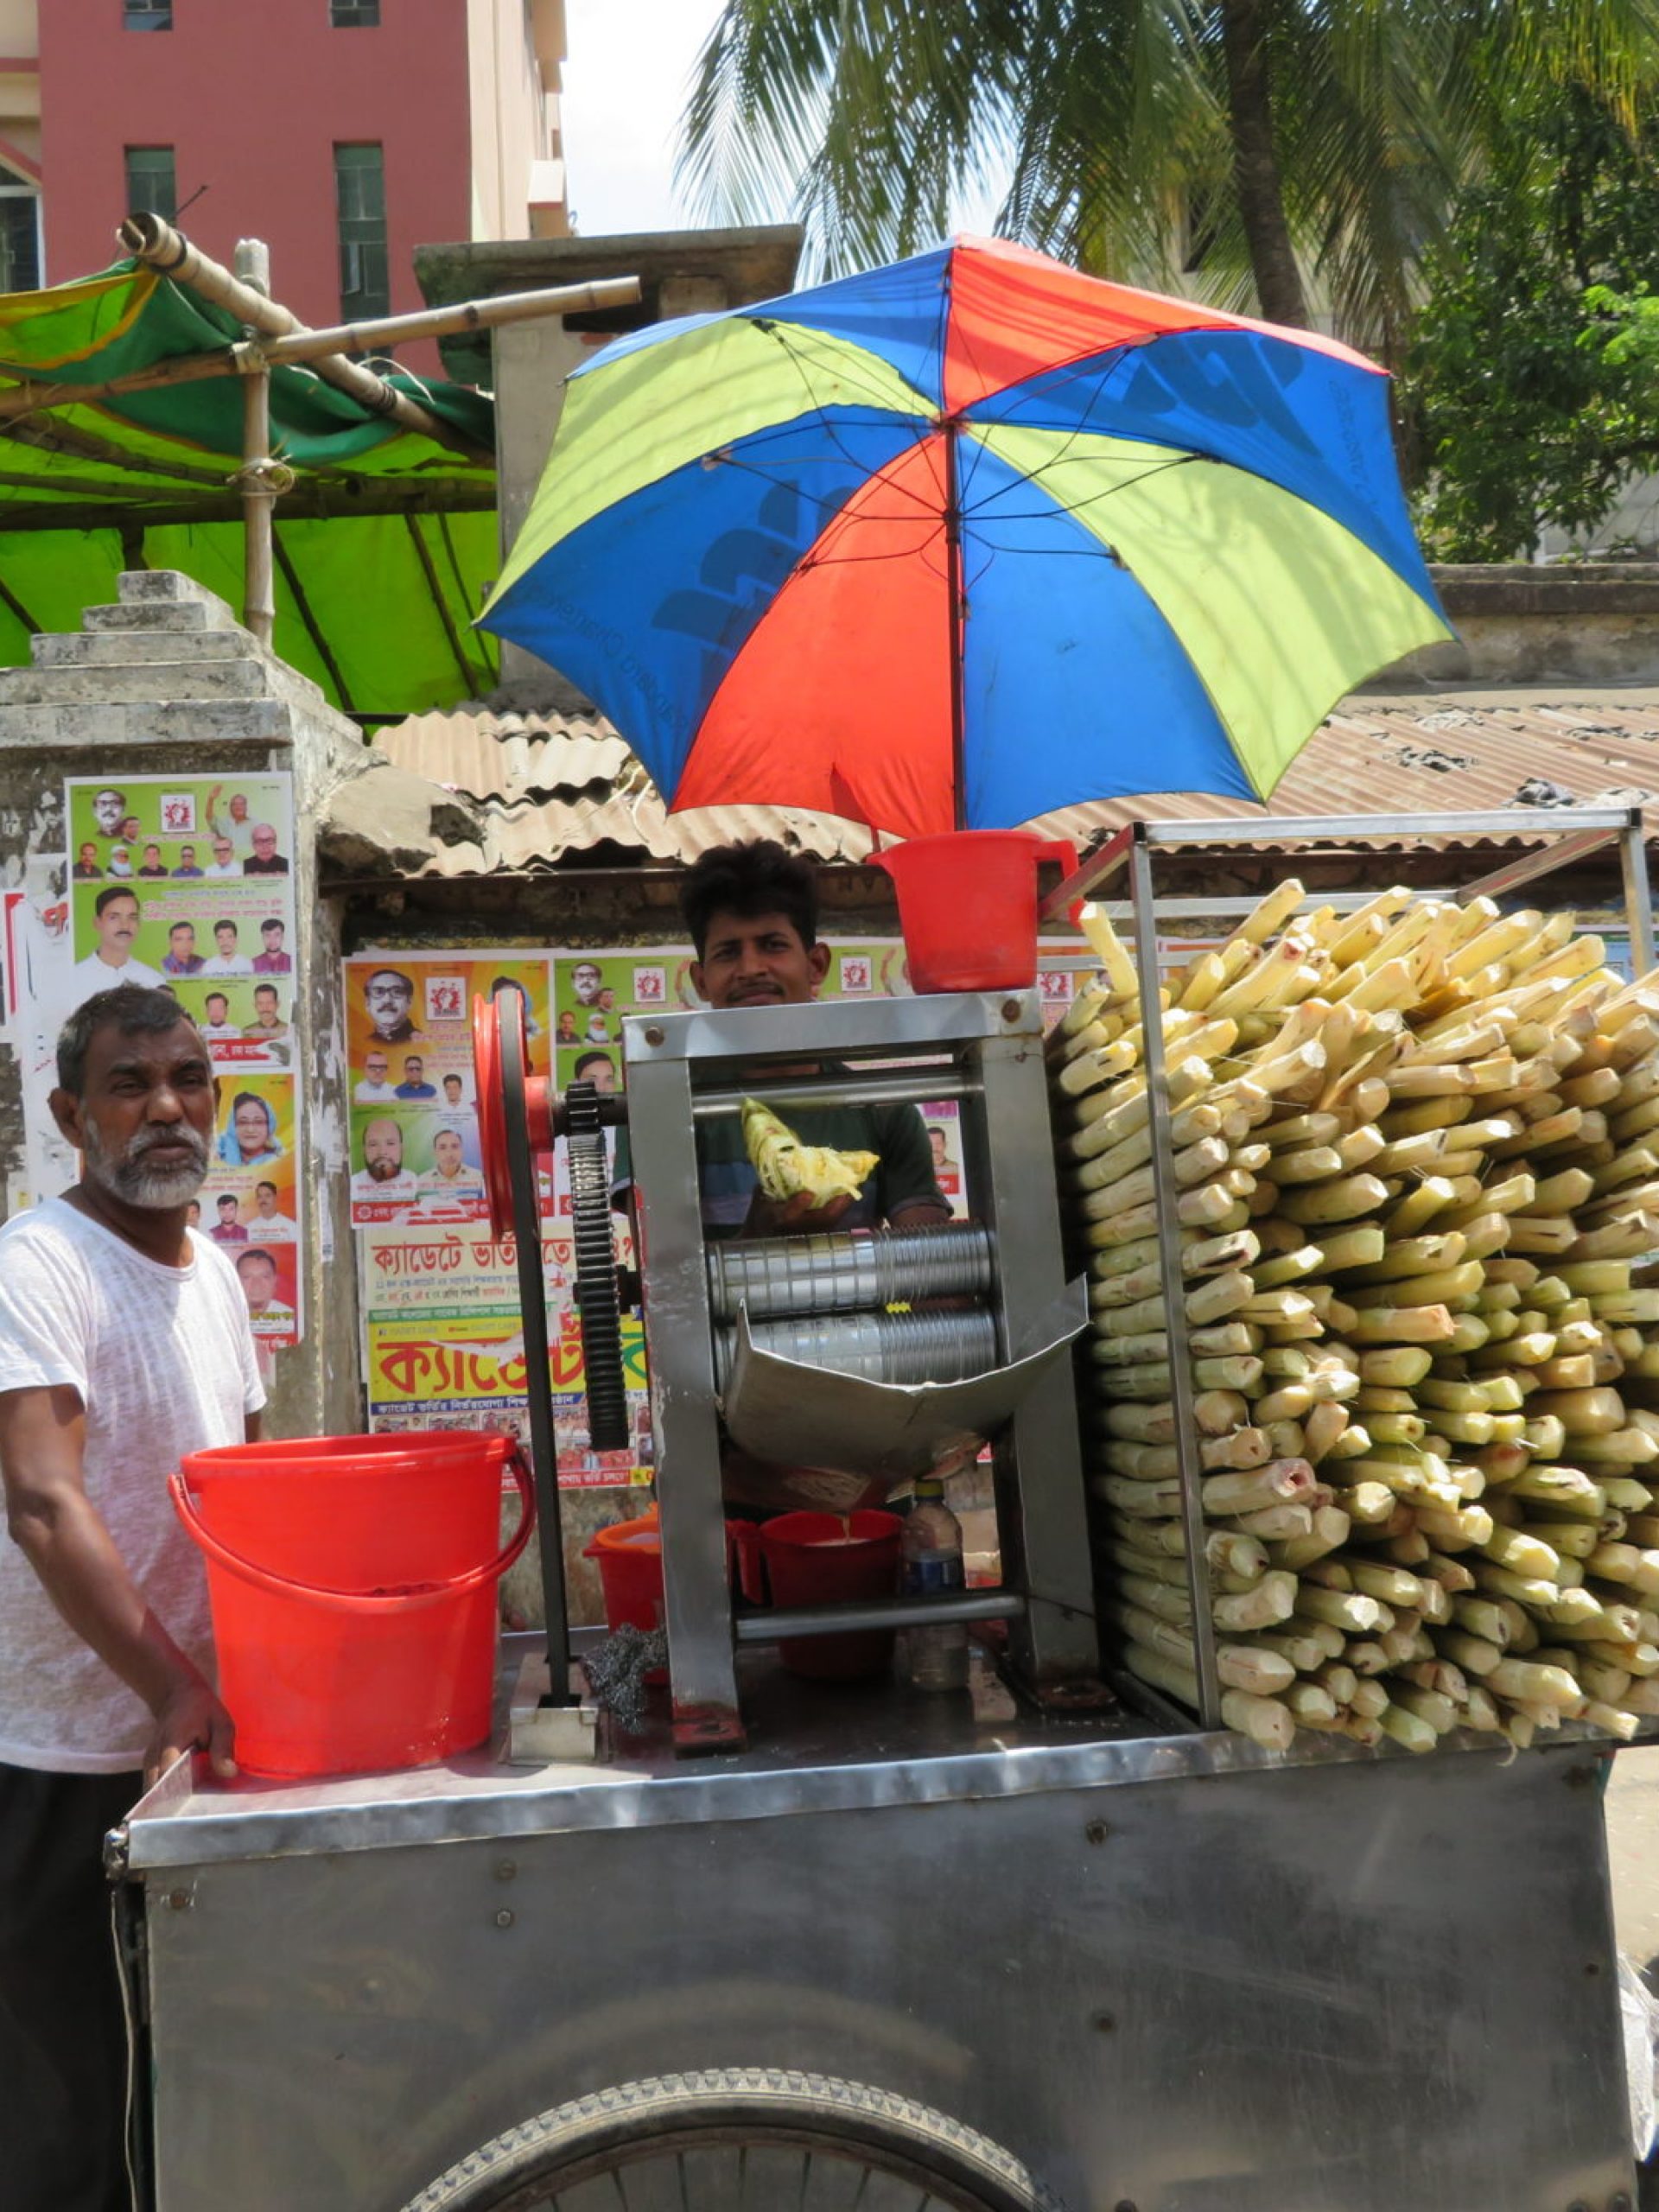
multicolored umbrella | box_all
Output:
[481,237,1450,840]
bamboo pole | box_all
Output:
[118,213,486,461]
[0,485,495,530]
[0,260,644,434]
[232,238,277,649]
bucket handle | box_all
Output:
[168,1450,537,1618]
[1036,838,1082,925]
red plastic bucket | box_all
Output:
[171,1432,535,1779]
[585,1511,667,1637]
[584,1510,764,1686]
[873,830,1077,993]
[759,1510,904,1680]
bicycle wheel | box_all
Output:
[401,2066,1064,2212]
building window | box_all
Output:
[0,182,41,291]
[334,143,389,323]
[124,0,173,28]
[330,1,380,22]
[124,147,178,223]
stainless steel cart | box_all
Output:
[117,1667,1641,2211]
[114,804,1659,2210]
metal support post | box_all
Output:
[499,1008,573,1705]
[1127,824,1222,1729]
[963,1022,1102,1695]
[624,1046,745,1752]
[1620,810,1656,976]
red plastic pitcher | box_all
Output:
[873,830,1077,993]
[758,1510,904,1681]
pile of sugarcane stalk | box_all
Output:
[1051,880,1659,1752]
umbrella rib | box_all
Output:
[958,346,1145,512]
[706,439,946,549]
[962,450,1201,526]
[754,315,937,425]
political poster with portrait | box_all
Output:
[359,1226,653,1485]
[64,772,304,1345]
[342,950,551,1226]
[64,773,298,1058]
[198,1071,302,1350]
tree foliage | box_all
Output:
[681,1,1659,359]
[1405,91,1659,560]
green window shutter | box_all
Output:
[334,143,390,323]
[124,146,178,223]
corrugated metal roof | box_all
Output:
[1028,691,1659,850]
[363,688,1659,874]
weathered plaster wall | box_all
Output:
[1387,565,1659,686]
[0,570,374,1439]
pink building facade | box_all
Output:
[3,0,567,377]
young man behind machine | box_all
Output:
[612,841,949,1513]
[671,837,950,1239]
[0,984,264,2212]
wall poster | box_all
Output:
[64,773,302,1349]
[352,937,1085,1459]
[341,950,550,1227]
[358,1224,652,1486]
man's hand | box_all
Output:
[743,1188,855,1238]
[146,1673,237,1789]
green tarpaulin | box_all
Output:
[0,258,499,715]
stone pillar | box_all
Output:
[0,570,369,1438]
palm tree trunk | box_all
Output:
[1219,0,1309,327]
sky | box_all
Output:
[559,0,1007,246]
[561,0,727,238]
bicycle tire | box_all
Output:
[400,2065,1065,2212]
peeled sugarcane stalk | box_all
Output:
[1063,880,1659,1755]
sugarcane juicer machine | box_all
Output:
[471,982,1102,1751]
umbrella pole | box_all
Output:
[944,418,967,834]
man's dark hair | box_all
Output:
[217,1194,237,1211]
[205,991,228,1014]
[253,982,278,1003]
[92,883,138,920]
[236,1247,276,1278]
[573,1050,614,1082]
[368,967,412,995]
[256,1180,277,1197]
[681,838,817,960]
[261,918,284,934]
[213,917,238,937]
[55,984,199,1094]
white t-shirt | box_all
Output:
[0,1199,265,1772]
[200,953,252,977]
[245,1213,297,1243]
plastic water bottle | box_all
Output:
[902,1475,969,1691]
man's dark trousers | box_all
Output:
[0,1764,143,2211]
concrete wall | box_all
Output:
[0,570,371,1439]
[1386,565,1659,688]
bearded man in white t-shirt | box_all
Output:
[0,982,263,2212]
